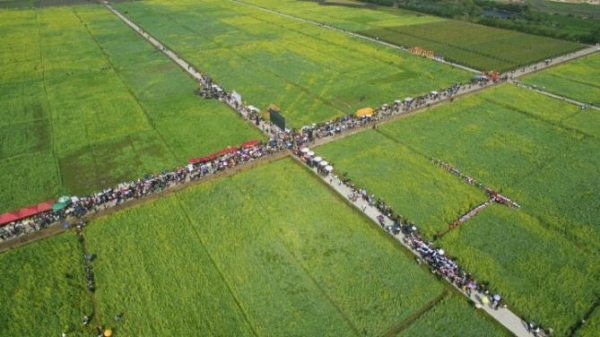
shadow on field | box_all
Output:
[298,0,378,10]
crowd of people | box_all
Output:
[293,148,524,330]
[0,140,290,244]
[432,158,520,209]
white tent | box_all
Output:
[405,97,413,102]
[231,91,242,105]
[431,91,438,95]
[319,161,329,166]
[313,156,323,163]
[324,165,334,172]
[300,147,310,153]
[306,151,315,157]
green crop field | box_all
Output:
[439,204,599,336]
[360,20,584,71]
[0,233,92,336]
[236,0,447,31]
[329,84,598,334]
[0,5,262,212]
[377,84,600,251]
[522,52,600,106]
[398,293,510,337]
[76,158,505,336]
[113,0,470,127]
[316,129,488,238]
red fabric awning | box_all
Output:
[217,147,238,156]
[241,140,259,148]
[0,200,55,226]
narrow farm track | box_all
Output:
[382,290,449,337]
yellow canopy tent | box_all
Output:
[355,107,374,117]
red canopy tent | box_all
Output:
[217,147,238,156]
[241,140,259,148]
[0,200,54,226]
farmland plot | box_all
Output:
[316,129,488,238]
[236,0,446,31]
[522,52,600,106]
[82,159,486,336]
[0,233,92,337]
[113,0,470,127]
[361,21,584,71]
[440,204,599,336]
[378,84,600,251]
[399,294,510,337]
[0,5,262,212]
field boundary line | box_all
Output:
[173,196,260,337]
[381,290,449,337]
[35,9,64,193]
[275,237,363,336]
[230,0,481,74]
[73,7,180,163]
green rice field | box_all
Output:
[377,84,600,251]
[238,0,584,72]
[113,0,470,127]
[79,159,506,335]
[1,0,598,336]
[398,294,510,337]
[440,204,599,336]
[317,84,599,334]
[317,129,488,238]
[0,233,92,336]
[0,5,263,212]
[522,52,600,106]
[361,21,584,72]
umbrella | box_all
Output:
[404,97,413,102]
[431,91,438,95]
[306,151,315,157]
[493,294,501,301]
[313,156,323,163]
[58,196,70,203]
[394,99,402,104]
[104,330,113,337]
[437,249,445,255]
[319,161,329,166]
[481,296,490,305]
[324,165,333,172]
[52,202,68,211]
[300,147,309,153]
